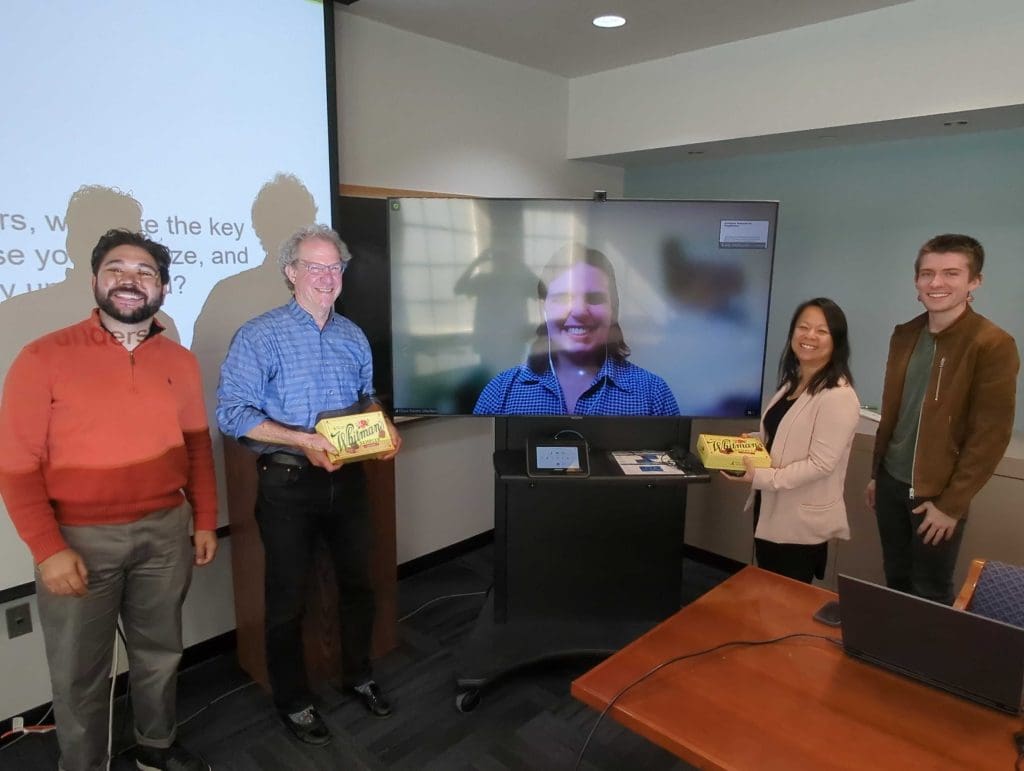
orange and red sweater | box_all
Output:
[0,311,218,564]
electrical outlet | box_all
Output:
[5,603,32,639]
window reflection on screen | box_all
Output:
[389,198,776,419]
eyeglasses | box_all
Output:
[100,265,161,285]
[299,260,345,276]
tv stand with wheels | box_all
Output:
[453,417,709,711]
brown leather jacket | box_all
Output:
[872,306,1019,518]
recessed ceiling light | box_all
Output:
[593,15,626,29]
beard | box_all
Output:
[95,286,165,324]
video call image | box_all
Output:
[388,198,777,419]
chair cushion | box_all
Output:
[969,561,1024,629]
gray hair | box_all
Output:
[278,224,352,291]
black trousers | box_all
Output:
[254,458,375,713]
[874,465,965,605]
[754,538,828,584]
[752,492,827,584]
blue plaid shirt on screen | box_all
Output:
[216,298,374,455]
[472,357,679,416]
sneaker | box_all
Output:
[135,742,210,771]
[281,706,332,745]
[351,680,392,718]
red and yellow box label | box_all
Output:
[696,433,771,472]
[315,410,394,463]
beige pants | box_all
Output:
[37,506,193,771]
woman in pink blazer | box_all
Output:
[723,298,860,583]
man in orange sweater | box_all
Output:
[0,229,218,771]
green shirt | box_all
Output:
[883,326,935,484]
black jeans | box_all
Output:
[874,465,965,605]
[254,458,375,713]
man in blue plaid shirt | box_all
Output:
[217,225,401,745]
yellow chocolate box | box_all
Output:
[315,409,395,464]
[696,433,771,472]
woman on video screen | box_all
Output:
[473,244,679,416]
[721,297,860,583]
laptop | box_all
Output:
[837,574,1024,714]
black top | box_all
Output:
[762,384,797,452]
[753,384,798,529]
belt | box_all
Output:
[260,451,311,469]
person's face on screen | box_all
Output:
[543,263,613,358]
[915,251,980,319]
[285,237,344,318]
[92,245,168,324]
[790,304,834,375]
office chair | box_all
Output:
[953,559,1024,629]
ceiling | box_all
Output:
[338,1,1023,162]
[339,0,913,78]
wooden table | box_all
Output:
[572,567,1022,770]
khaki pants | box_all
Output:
[37,507,193,771]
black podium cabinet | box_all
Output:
[454,417,709,711]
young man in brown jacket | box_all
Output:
[866,234,1019,604]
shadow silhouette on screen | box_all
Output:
[0,185,181,383]
[192,172,317,419]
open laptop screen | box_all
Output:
[838,574,1024,714]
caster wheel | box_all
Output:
[455,689,480,713]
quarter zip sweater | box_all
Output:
[872,306,1019,519]
[0,310,218,563]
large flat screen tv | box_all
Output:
[388,198,777,418]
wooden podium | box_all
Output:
[223,437,398,690]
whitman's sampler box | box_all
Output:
[696,434,771,472]
[315,410,394,464]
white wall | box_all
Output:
[336,12,624,563]
[337,13,623,199]
[0,595,50,721]
[568,0,1024,159]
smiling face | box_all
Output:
[790,304,834,375]
[542,262,613,360]
[915,251,981,321]
[285,236,344,320]
[92,244,168,324]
